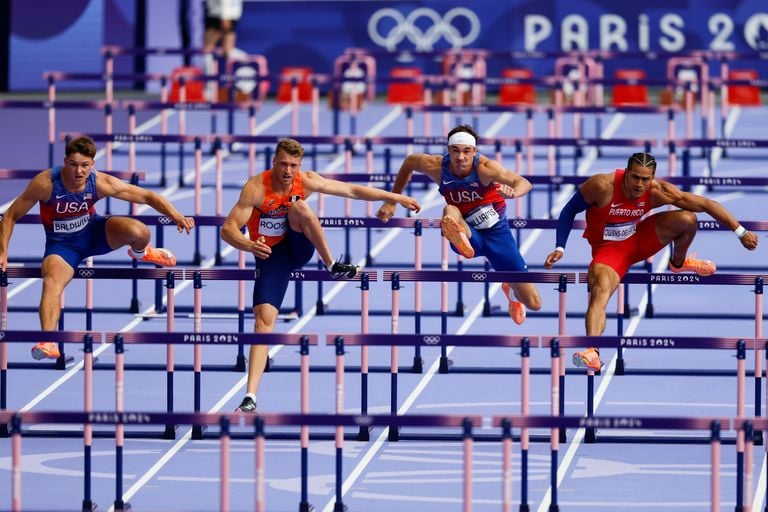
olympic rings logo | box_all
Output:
[471,272,487,281]
[158,216,173,225]
[367,7,481,51]
[512,220,528,229]
[79,269,95,278]
[422,335,441,345]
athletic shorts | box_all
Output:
[252,229,315,309]
[205,16,238,32]
[449,221,528,271]
[589,215,665,278]
[43,215,113,269]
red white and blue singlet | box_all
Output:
[437,154,506,230]
[40,166,100,243]
[436,153,527,271]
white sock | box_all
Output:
[130,247,147,258]
[245,393,256,401]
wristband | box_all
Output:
[554,246,565,255]
[734,225,747,239]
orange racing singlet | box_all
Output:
[245,170,305,247]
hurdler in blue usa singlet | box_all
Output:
[437,153,527,271]
[40,166,112,268]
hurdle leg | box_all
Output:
[754,277,764,445]
[412,222,423,373]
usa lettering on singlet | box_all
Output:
[438,154,506,229]
[40,166,99,240]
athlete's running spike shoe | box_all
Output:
[31,342,60,361]
[128,246,177,267]
[440,216,474,258]
[668,253,716,276]
[501,282,526,325]
[234,396,257,415]
[326,256,359,279]
[572,347,603,372]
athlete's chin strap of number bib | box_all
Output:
[554,190,590,254]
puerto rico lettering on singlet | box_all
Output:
[437,154,506,229]
[40,166,99,240]
[583,169,653,244]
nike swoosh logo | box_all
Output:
[55,194,67,199]
[443,180,457,185]
[610,202,623,207]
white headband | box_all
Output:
[447,132,476,147]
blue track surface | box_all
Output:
[0,95,766,511]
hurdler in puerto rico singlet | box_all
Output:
[245,170,305,246]
[437,154,506,230]
[39,166,100,242]
[583,169,653,245]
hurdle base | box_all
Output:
[357,426,370,441]
[411,356,423,373]
[438,356,453,373]
[585,427,596,443]
[55,354,76,370]
[615,357,626,375]
[192,425,206,440]
[235,354,247,372]
[113,500,131,510]
[333,502,347,512]
[388,426,400,441]
[754,430,764,446]
[81,499,97,511]
[162,424,178,440]
[299,501,315,512]
[129,298,140,315]
[645,303,655,318]
[0,423,7,437]
[519,505,530,512]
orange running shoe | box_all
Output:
[441,216,474,258]
[668,253,716,276]
[572,347,603,371]
[128,247,177,267]
[501,282,526,325]
[31,342,60,361]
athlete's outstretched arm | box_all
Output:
[376,154,439,222]
[0,171,51,270]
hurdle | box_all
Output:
[552,334,767,440]
[581,271,766,438]
[382,270,574,372]
[0,267,184,369]
[4,409,751,511]
[666,137,768,181]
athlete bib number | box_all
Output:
[603,221,636,242]
[259,217,287,237]
[52,214,90,234]
[465,205,500,230]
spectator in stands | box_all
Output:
[203,0,243,58]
